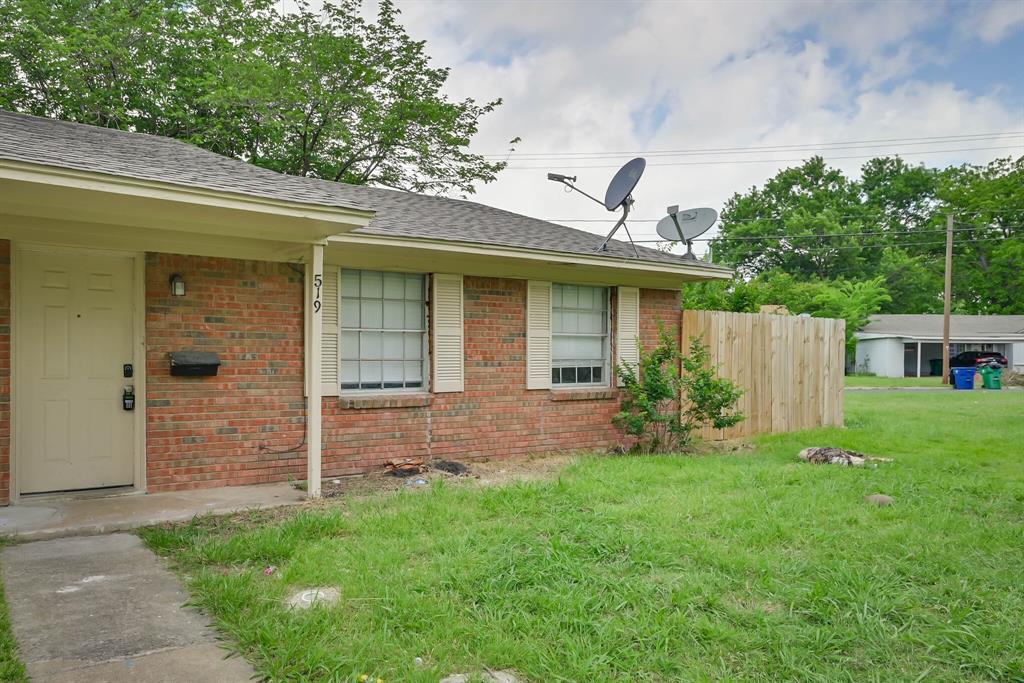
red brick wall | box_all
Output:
[0,241,9,504]
[321,279,681,476]
[3,251,680,498]
[640,287,685,350]
[145,254,307,491]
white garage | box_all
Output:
[854,314,1024,378]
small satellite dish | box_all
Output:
[655,207,718,242]
[603,158,646,211]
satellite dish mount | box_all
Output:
[547,157,646,258]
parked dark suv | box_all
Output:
[950,351,1008,368]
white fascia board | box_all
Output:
[0,160,374,230]
[327,232,733,282]
[900,336,1024,343]
[858,332,1024,343]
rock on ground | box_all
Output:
[285,587,341,610]
[798,447,892,466]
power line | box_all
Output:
[488,132,1024,160]
[630,234,1020,251]
[503,144,1023,170]
[479,131,1024,158]
[543,208,1024,223]
[634,225,1008,243]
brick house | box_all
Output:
[0,111,730,504]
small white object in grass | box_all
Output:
[441,671,522,683]
[285,587,341,610]
[414,657,424,666]
[865,494,895,506]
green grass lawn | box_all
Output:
[140,392,1024,682]
[0,545,28,683]
[844,374,947,387]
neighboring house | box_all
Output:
[854,314,1024,377]
[0,110,730,504]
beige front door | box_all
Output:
[17,248,136,494]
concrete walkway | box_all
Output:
[2,533,254,681]
[0,482,305,541]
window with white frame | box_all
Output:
[551,283,609,386]
[340,269,427,391]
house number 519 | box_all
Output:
[313,273,323,313]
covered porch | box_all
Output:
[0,151,373,504]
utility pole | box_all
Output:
[941,213,954,385]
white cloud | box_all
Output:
[387,1,1024,253]
[960,0,1024,43]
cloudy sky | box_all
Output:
[381,0,1024,249]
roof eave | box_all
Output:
[0,160,374,242]
[326,232,733,288]
[857,332,1024,342]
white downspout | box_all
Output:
[304,244,324,499]
[917,341,922,378]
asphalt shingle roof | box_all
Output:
[0,110,709,267]
[0,109,372,212]
[859,314,1024,338]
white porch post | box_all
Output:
[917,341,922,378]
[304,244,324,499]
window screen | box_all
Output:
[340,270,426,391]
[551,284,609,386]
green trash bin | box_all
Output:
[979,366,1003,390]
[928,358,943,376]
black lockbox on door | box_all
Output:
[169,351,221,377]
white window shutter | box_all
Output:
[432,274,464,392]
[526,280,552,390]
[616,286,640,386]
[320,267,340,396]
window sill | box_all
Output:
[549,388,618,401]
[336,394,431,410]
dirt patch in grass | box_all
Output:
[318,452,581,499]
[145,453,584,544]
[695,439,756,456]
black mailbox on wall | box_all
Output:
[169,351,221,377]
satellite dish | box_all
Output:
[545,157,646,257]
[603,157,646,211]
[655,207,718,242]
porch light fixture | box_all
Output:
[169,273,186,297]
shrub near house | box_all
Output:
[615,330,744,453]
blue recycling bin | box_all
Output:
[951,366,976,390]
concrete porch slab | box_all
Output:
[0,482,306,541]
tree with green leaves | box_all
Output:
[683,271,890,357]
[701,154,1023,318]
[937,156,1024,313]
[0,0,507,195]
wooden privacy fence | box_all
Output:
[680,310,845,440]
